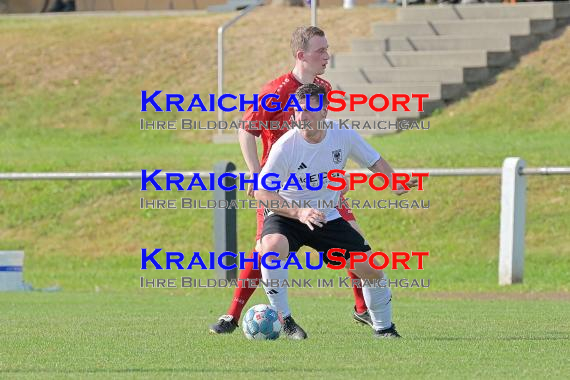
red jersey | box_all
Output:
[242,72,332,168]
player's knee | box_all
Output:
[260,234,289,260]
[352,252,385,280]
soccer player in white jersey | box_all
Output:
[255,83,418,338]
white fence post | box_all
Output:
[499,157,526,285]
[311,0,317,26]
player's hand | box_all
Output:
[394,176,418,196]
[298,208,326,231]
[247,173,257,198]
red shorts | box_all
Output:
[255,195,356,241]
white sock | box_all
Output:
[261,263,291,318]
[362,280,392,331]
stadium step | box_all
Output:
[372,19,556,39]
[350,35,543,56]
[397,2,570,22]
[386,50,512,68]
[329,96,444,118]
[351,36,512,53]
[323,67,464,85]
[335,82,465,101]
[332,50,512,70]
[331,53,391,68]
[326,2,568,137]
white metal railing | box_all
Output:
[3,166,568,180]
[216,0,318,141]
[311,0,317,26]
[1,158,568,286]
[217,1,264,138]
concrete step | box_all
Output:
[364,67,464,84]
[337,83,465,101]
[554,1,570,18]
[372,21,435,38]
[322,69,369,85]
[332,53,391,68]
[384,50,486,67]
[332,51,502,69]
[373,19,556,38]
[398,2,570,22]
[327,66,487,85]
[555,12,570,27]
[386,50,513,68]
[323,67,464,85]
[463,67,491,84]
[352,35,511,53]
[331,52,494,82]
[328,97,444,118]
[337,83,442,100]
[510,34,542,55]
[435,19,556,37]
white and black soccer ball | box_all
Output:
[242,304,283,340]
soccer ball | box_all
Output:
[242,304,283,340]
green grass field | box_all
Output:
[2,292,570,378]
[0,9,569,378]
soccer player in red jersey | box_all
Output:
[209,26,371,339]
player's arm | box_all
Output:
[368,158,417,196]
[238,128,261,198]
[346,130,417,196]
[240,97,271,197]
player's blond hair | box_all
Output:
[290,26,325,58]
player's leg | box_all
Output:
[259,233,290,317]
[309,218,400,339]
[346,219,372,326]
[225,238,262,318]
[208,242,262,334]
[337,200,371,326]
[260,215,308,340]
[350,259,400,339]
[209,209,265,334]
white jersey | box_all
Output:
[258,120,381,221]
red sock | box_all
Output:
[226,250,261,321]
[348,270,367,313]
